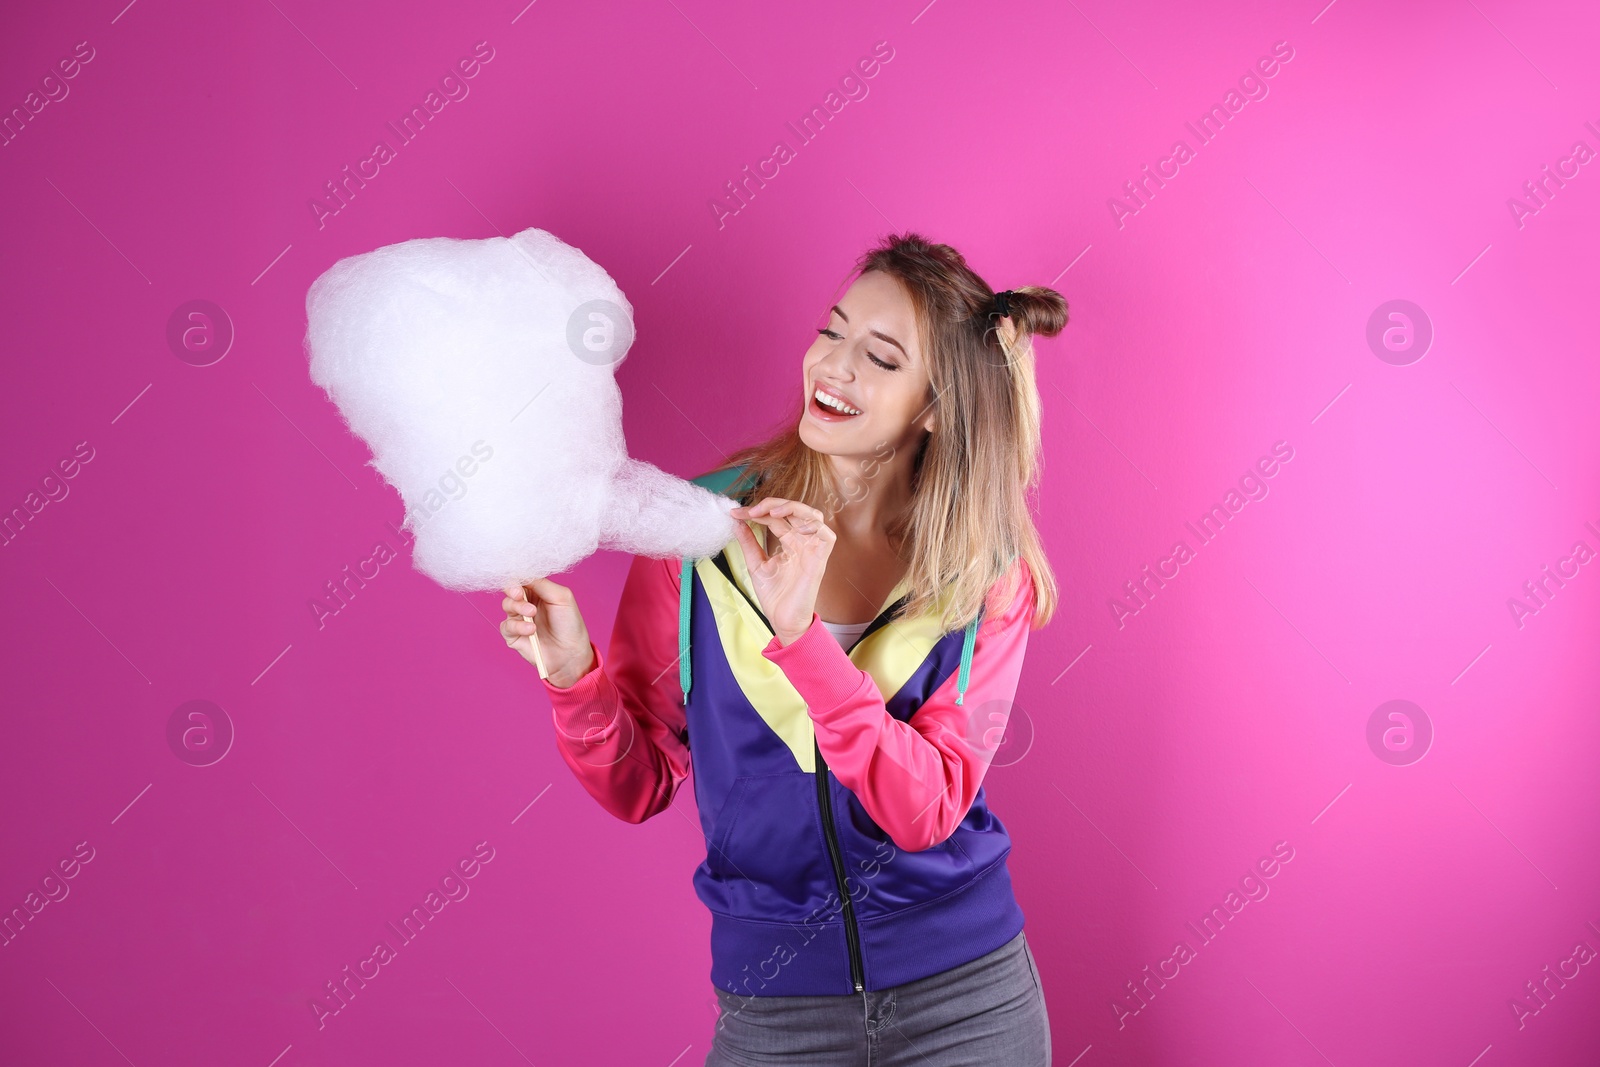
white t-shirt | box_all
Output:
[820,618,873,650]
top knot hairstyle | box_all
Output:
[720,231,1065,632]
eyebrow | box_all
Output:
[830,305,907,358]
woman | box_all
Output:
[501,232,1065,1065]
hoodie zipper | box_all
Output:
[814,735,866,994]
[705,546,913,995]
[812,602,907,997]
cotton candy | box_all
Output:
[304,226,737,591]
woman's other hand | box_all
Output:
[501,578,595,687]
[729,498,835,645]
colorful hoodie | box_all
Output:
[541,466,1038,996]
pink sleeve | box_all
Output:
[761,559,1038,853]
[539,554,691,824]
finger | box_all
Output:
[772,508,826,537]
[742,496,787,517]
[791,502,827,526]
[524,576,568,603]
[766,501,826,531]
[758,511,797,543]
[774,513,832,545]
[502,594,535,617]
[758,500,828,533]
[732,517,769,565]
[769,516,820,555]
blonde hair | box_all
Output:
[712,231,1065,633]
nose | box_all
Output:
[813,339,855,382]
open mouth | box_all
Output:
[809,386,863,421]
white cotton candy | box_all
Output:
[303,226,737,591]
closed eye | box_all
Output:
[815,327,898,371]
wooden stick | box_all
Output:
[529,626,549,680]
[518,582,549,680]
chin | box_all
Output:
[797,420,839,454]
[799,422,874,460]
[800,415,851,454]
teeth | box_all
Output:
[814,388,862,415]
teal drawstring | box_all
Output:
[956,553,1019,704]
[679,556,695,703]
[954,611,980,705]
[680,462,754,705]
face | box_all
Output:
[799,270,936,459]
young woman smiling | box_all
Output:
[502,232,1065,1065]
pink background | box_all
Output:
[3,0,1598,1063]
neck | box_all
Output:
[823,441,919,545]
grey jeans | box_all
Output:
[704,930,1051,1066]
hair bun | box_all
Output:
[999,286,1068,339]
